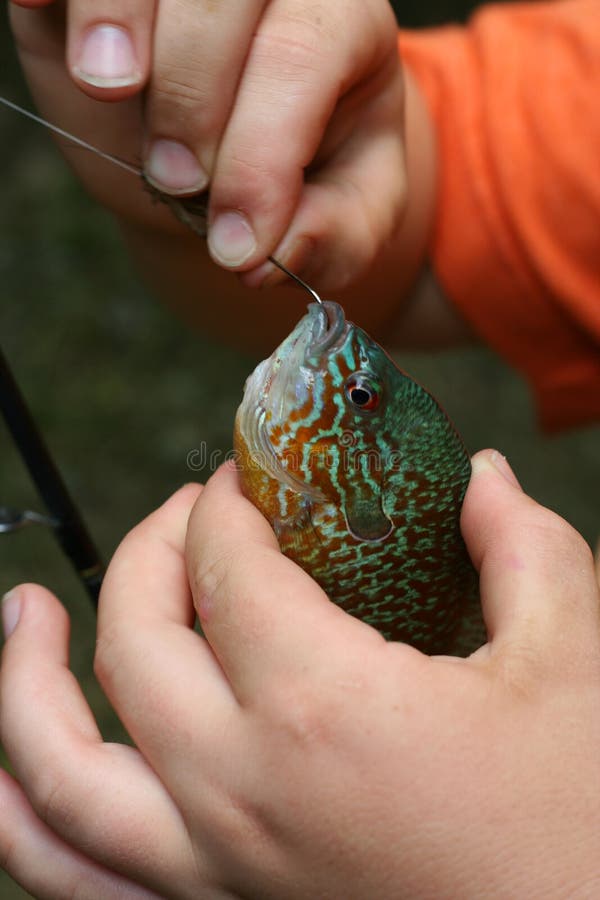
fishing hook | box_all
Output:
[267,257,323,305]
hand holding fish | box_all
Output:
[2,451,600,898]
[8,0,428,299]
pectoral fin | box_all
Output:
[343,492,393,543]
[274,499,318,556]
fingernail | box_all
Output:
[473,450,521,489]
[2,589,22,639]
[208,211,257,267]
[144,140,208,195]
[74,24,141,88]
[489,451,521,488]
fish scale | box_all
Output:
[235,301,482,655]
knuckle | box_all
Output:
[205,787,283,888]
[253,16,328,79]
[151,69,224,138]
[28,761,75,831]
[214,151,290,215]
[191,545,239,608]
[221,152,272,189]
[532,510,594,575]
[153,65,209,109]
[267,680,341,750]
[494,632,548,699]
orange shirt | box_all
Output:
[399,0,600,430]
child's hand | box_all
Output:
[9,0,408,291]
[2,451,600,898]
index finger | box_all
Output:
[185,462,383,704]
[94,484,236,785]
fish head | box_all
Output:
[235,301,406,543]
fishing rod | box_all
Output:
[0,344,104,606]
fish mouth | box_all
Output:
[305,301,346,366]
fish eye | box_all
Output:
[344,372,381,411]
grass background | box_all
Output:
[1,1,598,896]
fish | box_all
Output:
[234,300,482,655]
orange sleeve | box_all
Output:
[399,0,600,431]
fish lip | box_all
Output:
[305,302,346,366]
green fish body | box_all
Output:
[234,301,480,654]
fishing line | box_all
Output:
[0,96,141,176]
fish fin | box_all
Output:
[273,500,320,554]
[343,495,393,543]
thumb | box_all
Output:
[461,450,600,668]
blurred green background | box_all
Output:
[1,1,598,897]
